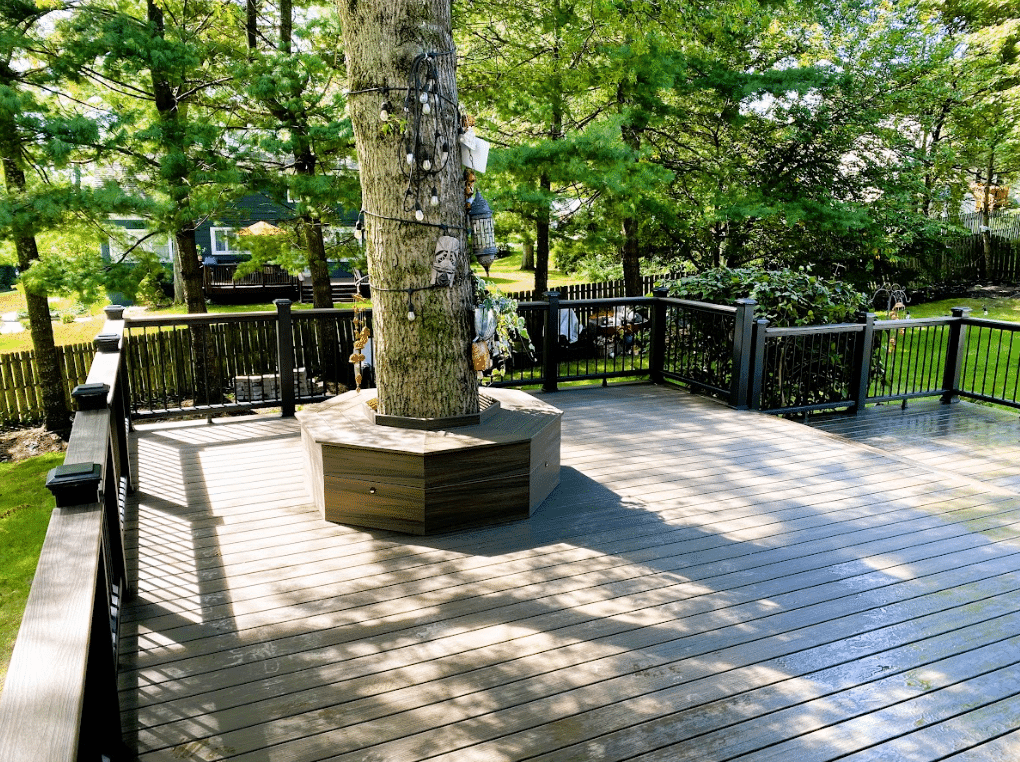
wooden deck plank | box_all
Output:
[119,386,1020,761]
[122,496,1020,681]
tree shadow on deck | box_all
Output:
[121,389,1020,761]
[119,419,308,759]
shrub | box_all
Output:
[662,266,869,327]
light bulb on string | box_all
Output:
[379,100,392,122]
[407,290,416,321]
[422,102,431,115]
[430,187,439,206]
[441,142,450,163]
[422,156,432,171]
[419,91,428,104]
[414,203,424,222]
[406,151,415,166]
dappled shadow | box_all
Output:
[120,387,1020,761]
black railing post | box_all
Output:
[749,318,769,410]
[649,287,668,384]
[849,311,876,414]
[729,298,756,409]
[542,291,560,393]
[276,299,296,416]
[941,307,971,404]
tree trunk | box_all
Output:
[979,150,995,281]
[622,215,641,297]
[338,0,477,418]
[520,231,535,272]
[618,79,642,297]
[292,133,334,310]
[14,240,71,436]
[535,172,551,297]
[0,119,72,436]
[174,229,207,314]
[175,229,221,404]
[149,0,207,314]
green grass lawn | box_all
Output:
[871,296,1020,405]
[0,257,575,353]
[0,452,62,684]
[471,251,580,294]
[902,296,1020,322]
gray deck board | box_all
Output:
[120,385,1020,761]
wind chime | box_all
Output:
[349,295,371,392]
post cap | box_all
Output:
[94,333,121,352]
[46,463,102,507]
[72,383,110,410]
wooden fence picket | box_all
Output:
[0,342,96,424]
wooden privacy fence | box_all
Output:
[0,342,95,425]
[937,211,1020,283]
[505,274,667,302]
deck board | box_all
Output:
[120,385,1020,761]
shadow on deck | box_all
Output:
[120,384,1020,761]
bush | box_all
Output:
[662,266,869,327]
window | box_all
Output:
[210,227,246,256]
[108,226,175,264]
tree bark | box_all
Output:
[979,150,995,281]
[148,0,207,313]
[535,172,551,296]
[520,231,535,272]
[0,121,71,436]
[338,0,477,418]
[622,215,641,296]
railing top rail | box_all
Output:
[522,294,740,315]
[125,310,278,327]
[874,316,955,329]
[557,296,658,309]
[0,309,128,762]
[961,315,1020,330]
[293,307,369,319]
[763,321,864,336]
[0,501,105,762]
[655,296,740,314]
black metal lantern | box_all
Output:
[468,190,497,275]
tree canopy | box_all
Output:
[2,0,1018,301]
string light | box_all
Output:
[393,50,460,222]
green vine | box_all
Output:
[474,277,534,381]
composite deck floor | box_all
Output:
[120,385,1020,761]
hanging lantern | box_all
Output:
[468,190,498,276]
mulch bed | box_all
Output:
[0,427,67,464]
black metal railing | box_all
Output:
[122,303,375,420]
[115,296,1020,421]
[0,307,131,762]
[959,315,1020,408]
[750,306,1020,415]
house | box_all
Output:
[103,193,363,304]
